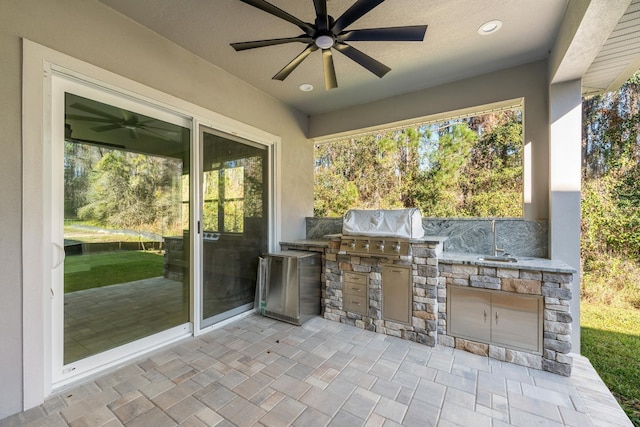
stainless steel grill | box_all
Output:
[339,209,423,257]
[339,236,411,256]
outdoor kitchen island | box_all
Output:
[280,235,576,376]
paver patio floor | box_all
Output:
[0,314,632,426]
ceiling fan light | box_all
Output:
[299,83,314,92]
[315,35,334,49]
[478,20,502,35]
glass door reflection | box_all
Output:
[63,93,191,364]
[200,127,268,327]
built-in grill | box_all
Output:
[339,208,424,257]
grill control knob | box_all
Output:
[376,241,385,251]
[363,242,370,250]
[349,240,356,249]
[392,242,401,252]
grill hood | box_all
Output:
[342,208,425,239]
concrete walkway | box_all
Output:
[0,315,632,426]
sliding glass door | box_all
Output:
[51,71,273,387]
[200,126,268,328]
[52,75,192,382]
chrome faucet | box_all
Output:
[491,220,505,256]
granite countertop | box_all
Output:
[440,252,576,273]
[324,234,448,244]
[411,236,448,244]
[279,239,330,248]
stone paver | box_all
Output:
[64,277,186,364]
[0,315,633,426]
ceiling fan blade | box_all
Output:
[65,114,115,123]
[92,124,122,132]
[333,42,391,78]
[313,0,329,32]
[140,128,174,141]
[331,0,385,33]
[339,25,428,42]
[141,124,181,133]
[231,36,313,51]
[70,103,122,121]
[322,49,338,90]
[273,45,318,81]
[240,0,315,35]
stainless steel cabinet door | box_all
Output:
[491,293,542,352]
[382,265,411,324]
[448,286,491,342]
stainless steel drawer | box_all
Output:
[344,282,366,297]
[344,272,367,285]
[344,295,368,314]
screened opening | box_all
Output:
[314,108,523,218]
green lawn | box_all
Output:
[64,224,157,244]
[64,251,164,293]
[581,301,640,425]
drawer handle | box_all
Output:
[351,287,361,291]
[495,311,499,325]
[352,301,360,305]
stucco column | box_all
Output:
[549,79,582,353]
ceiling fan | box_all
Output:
[231,0,428,90]
[67,103,177,141]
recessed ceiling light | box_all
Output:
[299,84,314,92]
[478,20,502,35]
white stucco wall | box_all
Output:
[549,79,582,353]
[0,0,312,418]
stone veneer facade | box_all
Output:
[280,239,574,376]
[437,262,574,376]
[322,240,443,347]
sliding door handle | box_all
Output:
[52,242,65,269]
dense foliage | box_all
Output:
[314,110,523,217]
[65,144,185,236]
[581,71,640,309]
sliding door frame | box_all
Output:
[50,72,195,387]
[196,125,271,332]
[22,39,281,408]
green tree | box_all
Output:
[462,111,523,216]
[78,150,183,234]
[581,71,640,261]
[313,110,524,218]
[314,131,417,216]
[580,70,640,309]
[413,123,476,216]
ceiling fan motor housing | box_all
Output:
[231,0,427,90]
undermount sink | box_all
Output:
[476,255,518,263]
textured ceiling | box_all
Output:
[98,0,569,115]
